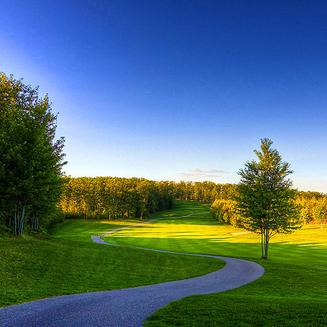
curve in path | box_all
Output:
[0,215,265,327]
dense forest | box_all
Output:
[211,191,327,228]
[60,177,174,219]
[59,179,236,220]
[60,178,327,228]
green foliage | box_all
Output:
[174,182,327,229]
[59,179,243,221]
[312,198,327,229]
[0,73,66,235]
[60,177,173,219]
[60,176,327,228]
[295,195,327,227]
[211,199,240,226]
[236,138,300,259]
[173,181,237,203]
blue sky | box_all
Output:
[1,0,327,191]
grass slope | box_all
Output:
[0,216,221,307]
[104,201,327,327]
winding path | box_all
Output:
[0,215,264,327]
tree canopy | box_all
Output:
[236,138,300,259]
[0,73,66,235]
[59,177,173,219]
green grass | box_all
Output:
[0,216,222,307]
[3,201,326,326]
[104,200,327,327]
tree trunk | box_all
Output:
[12,205,25,236]
[260,230,264,258]
[261,228,269,259]
[31,215,39,231]
[13,209,17,236]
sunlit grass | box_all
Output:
[106,201,327,258]
[2,200,326,325]
[104,200,327,326]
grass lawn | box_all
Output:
[0,216,221,307]
[104,201,327,327]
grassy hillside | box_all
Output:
[0,216,221,307]
[104,201,327,327]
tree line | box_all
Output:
[60,177,326,230]
[165,176,326,228]
[211,191,327,228]
[1,73,325,250]
[59,177,174,219]
[171,180,327,229]
[172,181,237,203]
[59,179,240,220]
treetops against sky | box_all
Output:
[1,1,327,192]
[61,177,326,228]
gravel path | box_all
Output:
[0,216,264,327]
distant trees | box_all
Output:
[172,181,237,203]
[174,181,327,229]
[59,179,241,220]
[295,194,327,228]
[312,199,327,229]
[211,199,240,226]
[174,180,326,228]
[60,176,324,229]
[236,139,300,259]
[0,73,66,235]
[1,73,324,237]
[211,189,327,228]
[59,177,173,219]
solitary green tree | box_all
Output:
[236,138,300,259]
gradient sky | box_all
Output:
[1,0,327,191]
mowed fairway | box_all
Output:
[0,218,221,307]
[105,201,327,327]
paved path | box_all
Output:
[0,215,264,327]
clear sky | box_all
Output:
[1,0,327,192]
